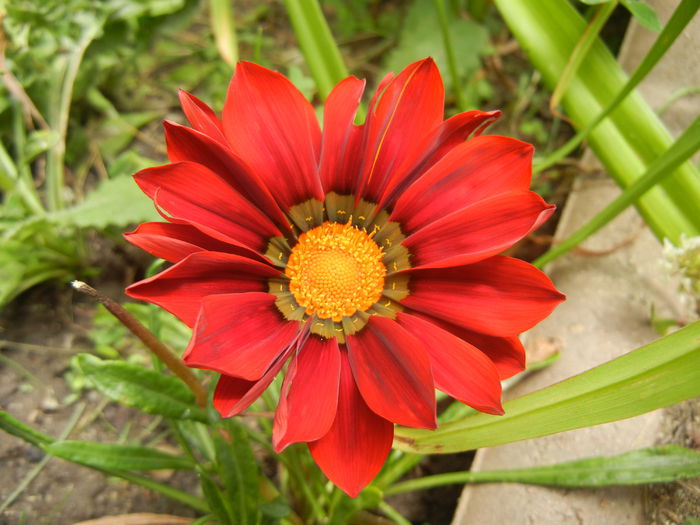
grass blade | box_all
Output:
[385,445,700,494]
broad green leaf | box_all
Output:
[394,321,700,453]
[385,445,700,494]
[77,354,207,422]
[622,0,662,32]
[384,0,488,96]
[0,411,54,447]
[49,174,159,229]
[45,440,194,470]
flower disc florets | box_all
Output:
[286,222,386,322]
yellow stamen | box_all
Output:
[286,222,386,322]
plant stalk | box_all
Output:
[71,281,207,408]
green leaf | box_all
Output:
[622,0,662,32]
[215,420,262,525]
[385,445,700,494]
[49,174,159,229]
[45,440,194,470]
[394,321,700,453]
[77,354,207,422]
[384,0,488,96]
[199,472,233,525]
[0,411,54,448]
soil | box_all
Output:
[0,282,200,525]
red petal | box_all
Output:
[320,76,366,194]
[164,121,289,230]
[178,90,227,144]
[222,61,323,209]
[134,161,281,253]
[401,311,526,380]
[404,191,555,269]
[391,135,534,232]
[396,312,503,414]
[124,222,245,263]
[213,341,296,418]
[402,256,565,336]
[184,292,299,380]
[380,110,501,208]
[308,351,393,498]
[346,316,436,429]
[126,252,279,327]
[273,336,341,452]
[357,58,444,203]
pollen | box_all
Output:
[286,221,386,322]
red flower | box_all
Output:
[126,58,565,497]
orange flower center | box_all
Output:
[286,221,386,322]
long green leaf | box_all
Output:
[0,411,53,447]
[45,440,194,470]
[210,0,239,66]
[534,115,700,267]
[214,420,261,525]
[394,321,700,453]
[0,412,207,511]
[283,0,348,99]
[77,354,207,422]
[496,0,700,243]
[385,445,700,495]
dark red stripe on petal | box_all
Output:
[391,135,533,232]
[320,76,366,195]
[164,121,289,230]
[184,292,299,380]
[357,58,444,203]
[308,350,393,498]
[124,222,246,263]
[380,110,501,209]
[126,252,279,327]
[402,256,565,336]
[222,61,323,209]
[346,316,436,429]
[273,336,341,452]
[404,191,555,269]
[397,312,503,415]
[134,161,281,253]
[178,90,227,144]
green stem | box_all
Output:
[495,0,700,243]
[433,0,465,110]
[46,21,102,211]
[71,281,208,408]
[549,0,617,111]
[534,115,700,267]
[210,0,239,66]
[283,0,348,99]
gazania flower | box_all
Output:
[126,58,565,497]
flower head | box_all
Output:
[126,58,565,496]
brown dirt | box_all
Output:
[0,283,200,525]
